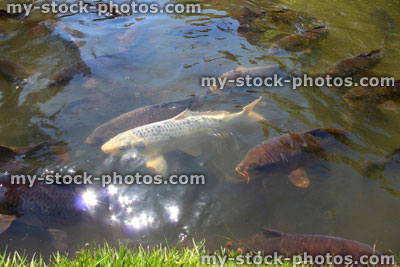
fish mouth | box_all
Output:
[85,136,102,145]
[85,137,96,145]
[235,167,250,183]
[101,143,113,154]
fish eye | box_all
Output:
[119,146,125,151]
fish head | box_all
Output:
[101,133,147,156]
[85,136,100,145]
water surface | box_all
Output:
[1,0,400,257]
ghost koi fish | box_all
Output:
[102,98,265,176]
[86,97,203,145]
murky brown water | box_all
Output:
[1,0,400,258]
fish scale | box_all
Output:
[131,115,220,143]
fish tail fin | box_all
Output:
[241,97,265,121]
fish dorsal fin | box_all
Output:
[171,109,189,120]
[181,110,230,117]
[202,110,229,116]
[263,228,283,239]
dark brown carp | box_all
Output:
[274,25,328,51]
[0,174,106,250]
[236,6,267,33]
[47,60,91,87]
[0,59,31,81]
[47,53,139,87]
[0,175,83,231]
[237,7,317,33]
[324,50,383,78]
[233,228,389,266]
[343,80,400,108]
[235,128,346,188]
[86,96,203,145]
[0,141,70,174]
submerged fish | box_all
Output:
[236,6,268,33]
[0,174,85,250]
[235,128,345,188]
[86,97,203,145]
[210,65,282,91]
[237,7,317,33]
[273,25,328,51]
[0,141,70,177]
[47,54,138,87]
[0,175,83,231]
[102,98,265,175]
[47,60,91,87]
[324,50,383,77]
[0,174,112,250]
[234,228,387,266]
[343,80,400,108]
[0,59,31,81]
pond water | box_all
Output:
[0,0,400,258]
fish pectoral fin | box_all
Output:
[288,168,310,188]
[263,228,283,239]
[0,214,17,234]
[145,155,167,176]
[179,145,202,157]
[48,229,68,251]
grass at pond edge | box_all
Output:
[1,240,399,266]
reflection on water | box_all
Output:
[0,0,400,257]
